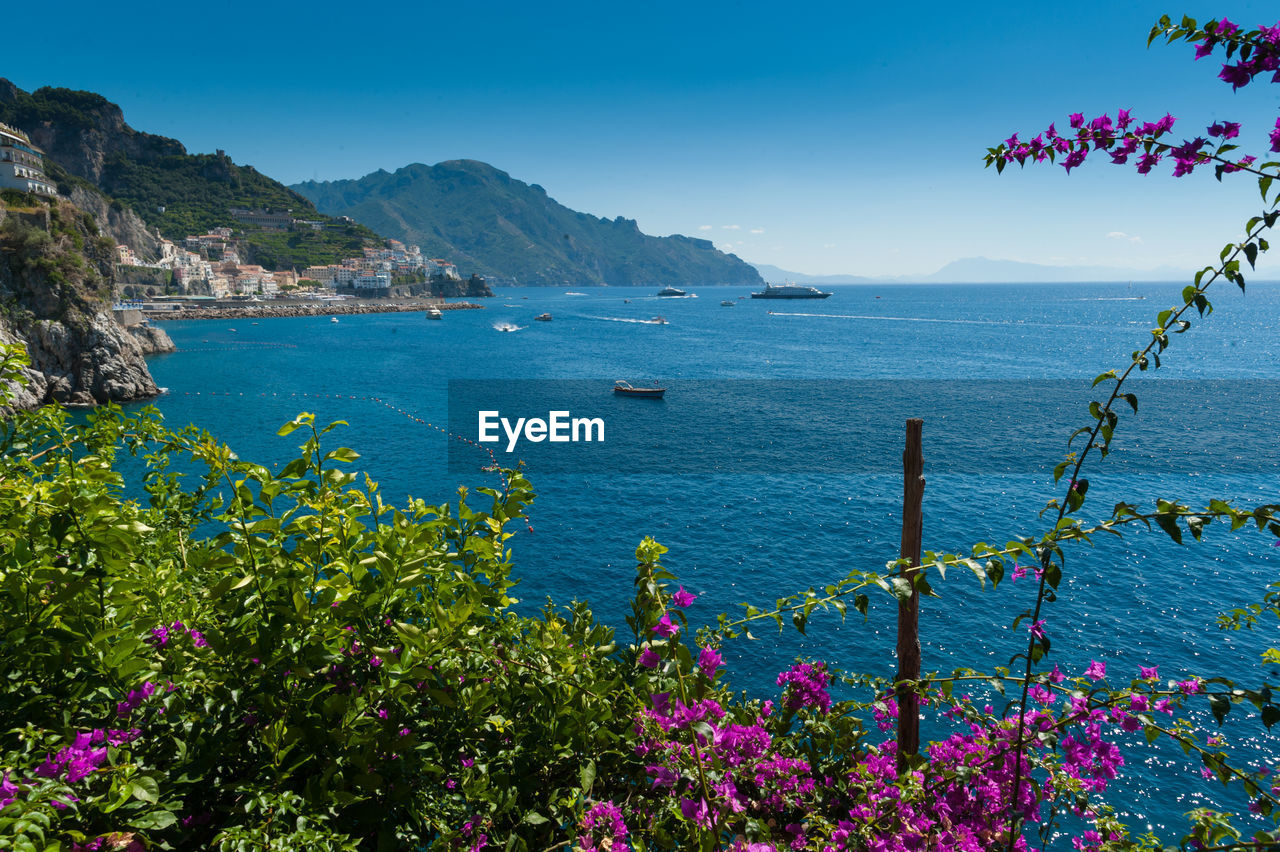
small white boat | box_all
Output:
[649,316,668,325]
[426,307,443,320]
[721,300,735,306]
[330,318,338,323]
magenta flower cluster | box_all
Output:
[993,18,1280,181]
[776,661,832,713]
[1195,18,1280,90]
[148,620,207,649]
[1,728,140,813]
[115,682,156,718]
[577,800,629,851]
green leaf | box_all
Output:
[129,775,160,804]
[1209,693,1230,725]
[1155,513,1183,545]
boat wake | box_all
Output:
[768,311,1019,327]
[585,315,666,325]
[493,321,525,332]
[564,291,588,296]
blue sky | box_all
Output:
[7,1,1280,277]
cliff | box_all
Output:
[0,195,160,409]
[293,161,764,287]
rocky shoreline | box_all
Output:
[145,301,486,321]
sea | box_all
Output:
[133,282,1279,842]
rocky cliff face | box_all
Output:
[126,322,176,355]
[0,79,184,186]
[68,186,161,263]
[0,197,161,409]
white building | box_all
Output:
[0,123,57,196]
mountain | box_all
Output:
[924,257,1190,283]
[752,257,1195,285]
[749,264,876,285]
[0,80,380,269]
[292,161,763,287]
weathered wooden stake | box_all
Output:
[896,418,925,771]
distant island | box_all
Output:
[752,257,1209,285]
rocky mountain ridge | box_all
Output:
[293,161,763,287]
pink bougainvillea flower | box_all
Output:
[698,646,723,678]
[652,613,679,638]
[672,586,697,608]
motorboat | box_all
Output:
[721,300,735,306]
[534,313,552,321]
[614,380,665,398]
[657,287,686,297]
[649,316,668,325]
[750,282,832,299]
[426,307,443,319]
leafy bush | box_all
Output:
[4,12,1280,852]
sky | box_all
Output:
[6,0,1280,278]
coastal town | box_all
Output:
[116,225,466,300]
[4,119,486,310]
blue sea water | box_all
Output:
[134,282,1279,842]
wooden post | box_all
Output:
[896,418,925,771]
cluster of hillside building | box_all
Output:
[116,231,461,298]
[116,230,297,297]
[2,119,465,298]
[301,240,461,290]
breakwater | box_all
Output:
[145,301,485,321]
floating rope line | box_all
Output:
[169,389,531,532]
[172,344,300,354]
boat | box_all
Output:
[534,313,552,321]
[614,380,665,398]
[750,282,832,299]
[329,318,338,324]
[426,307,443,319]
[721,300,735,306]
[657,287,686,297]
[649,316,667,325]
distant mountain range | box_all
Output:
[753,257,1200,285]
[293,162,762,288]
